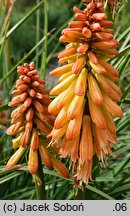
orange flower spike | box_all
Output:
[72,56,86,74]
[88,73,103,106]
[67,95,84,120]
[50,74,78,96]
[30,129,39,151]
[50,63,74,76]
[6,147,27,169]
[39,143,53,168]
[51,156,69,178]
[75,68,88,96]
[28,149,38,174]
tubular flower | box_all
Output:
[48,0,123,185]
[6,62,69,178]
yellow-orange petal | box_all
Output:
[89,60,106,74]
[101,106,116,134]
[58,71,72,83]
[58,47,77,59]
[26,107,34,121]
[70,137,79,162]
[57,80,76,108]
[6,121,23,136]
[50,63,74,76]
[77,44,89,54]
[94,72,111,94]
[102,92,123,117]
[33,100,43,112]
[54,106,69,129]
[51,123,68,143]
[75,68,87,96]
[98,58,119,77]
[67,95,84,120]
[12,133,23,149]
[72,56,86,74]
[39,143,53,168]
[50,74,77,95]
[30,129,39,151]
[51,155,69,178]
[80,115,93,163]
[82,27,92,38]
[88,73,103,106]
[20,130,30,147]
[88,94,106,130]
[28,149,38,174]
[48,91,66,115]
[66,102,84,140]
[88,51,98,64]
[6,147,26,169]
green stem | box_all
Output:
[36,0,40,68]
[40,0,48,79]
[33,152,46,200]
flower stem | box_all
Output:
[33,152,46,200]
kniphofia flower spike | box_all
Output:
[6,62,69,179]
[48,0,123,185]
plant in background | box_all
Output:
[0,102,10,130]
[48,0,123,188]
[6,62,69,199]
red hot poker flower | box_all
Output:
[48,0,123,185]
[6,62,69,179]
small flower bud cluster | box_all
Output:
[6,62,69,178]
[48,0,123,185]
